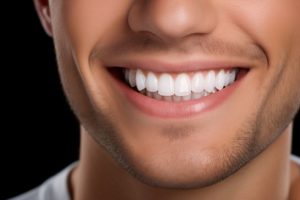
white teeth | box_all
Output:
[124,68,239,101]
[174,74,191,96]
[215,69,225,90]
[191,72,205,93]
[146,72,158,92]
[136,69,146,91]
[158,74,174,96]
[204,71,216,93]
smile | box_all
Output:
[107,60,249,118]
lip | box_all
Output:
[106,59,248,118]
[105,58,252,73]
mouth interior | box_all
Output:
[108,67,249,102]
[109,67,126,81]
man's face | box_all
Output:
[48,0,300,188]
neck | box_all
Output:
[70,124,292,200]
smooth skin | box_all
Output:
[34,0,300,199]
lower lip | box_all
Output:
[113,72,244,118]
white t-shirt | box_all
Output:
[8,163,76,200]
[8,156,300,200]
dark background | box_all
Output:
[1,2,299,199]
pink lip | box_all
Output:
[102,58,250,118]
[113,73,244,118]
[105,58,251,73]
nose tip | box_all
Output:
[128,0,217,42]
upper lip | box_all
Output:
[104,57,252,73]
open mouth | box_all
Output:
[109,67,247,102]
[106,64,249,118]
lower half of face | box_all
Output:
[51,0,300,188]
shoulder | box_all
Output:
[8,188,40,200]
[8,162,77,200]
[289,155,300,200]
[291,155,300,165]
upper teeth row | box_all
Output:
[124,68,237,97]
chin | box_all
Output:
[116,133,257,189]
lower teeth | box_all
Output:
[140,90,217,102]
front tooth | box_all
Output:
[146,72,158,92]
[174,74,191,96]
[129,69,136,87]
[215,70,225,90]
[158,74,174,96]
[136,69,146,91]
[191,72,205,93]
[204,71,216,93]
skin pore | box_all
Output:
[34,0,300,199]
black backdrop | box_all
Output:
[1,2,299,199]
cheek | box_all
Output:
[258,55,300,144]
[51,0,132,61]
[50,0,135,119]
[255,34,300,143]
[222,0,300,138]
[224,0,300,65]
